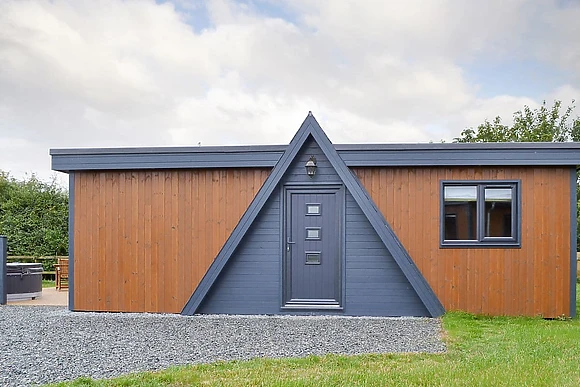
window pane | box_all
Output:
[484,188,513,237]
[444,186,477,240]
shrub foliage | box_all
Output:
[0,171,68,256]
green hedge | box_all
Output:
[0,172,68,256]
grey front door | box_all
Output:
[283,186,342,309]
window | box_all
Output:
[441,181,520,247]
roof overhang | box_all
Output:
[50,142,580,173]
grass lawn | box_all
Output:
[49,286,580,387]
[42,280,56,288]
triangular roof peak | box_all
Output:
[182,112,444,317]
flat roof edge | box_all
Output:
[50,143,580,172]
[49,144,287,156]
[50,141,580,155]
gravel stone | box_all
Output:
[0,306,445,386]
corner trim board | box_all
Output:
[68,173,74,311]
[571,168,577,318]
[0,236,7,305]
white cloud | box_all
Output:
[288,0,531,60]
[527,1,580,81]
[449,95,538,136]
[548,84,580,105]
[0,0,578,182]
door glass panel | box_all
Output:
[443,186,477,240]
[306,204,320,215]
[306,252,321,265]
[484,187,513,237]
[306,227,321,240]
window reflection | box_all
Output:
[444,186,477,240]
[484,188,512,237]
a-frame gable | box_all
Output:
[182,112,445,317]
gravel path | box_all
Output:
[0,306,445,386]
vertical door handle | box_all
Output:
[286,237,295,252]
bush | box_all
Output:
[0,172,68,256]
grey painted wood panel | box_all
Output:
[344,193,429,317]
[282,139,343,185]
[198,193,281,315]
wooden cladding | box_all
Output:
[353,167,572,317]
[73,169,270,313]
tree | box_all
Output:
[0,172,68,256]
[454,100,580,143]
[453,100,580,250]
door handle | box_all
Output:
[286,237,295,252]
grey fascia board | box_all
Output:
[50,142,580,155]
[51,143,580,173]
[335,142,580,150]
[337,143,580,166]
[49,144,288,155]
[339,149,580,167]
[52,158,279,172]
[51,147,285,172]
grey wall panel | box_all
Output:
[344,193,429,317]
[282,138,343,184]
[198,194,281,315]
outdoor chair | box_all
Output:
[55,258,69,291]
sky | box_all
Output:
[1,0,579,185]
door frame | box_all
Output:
[281,184,345,310]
